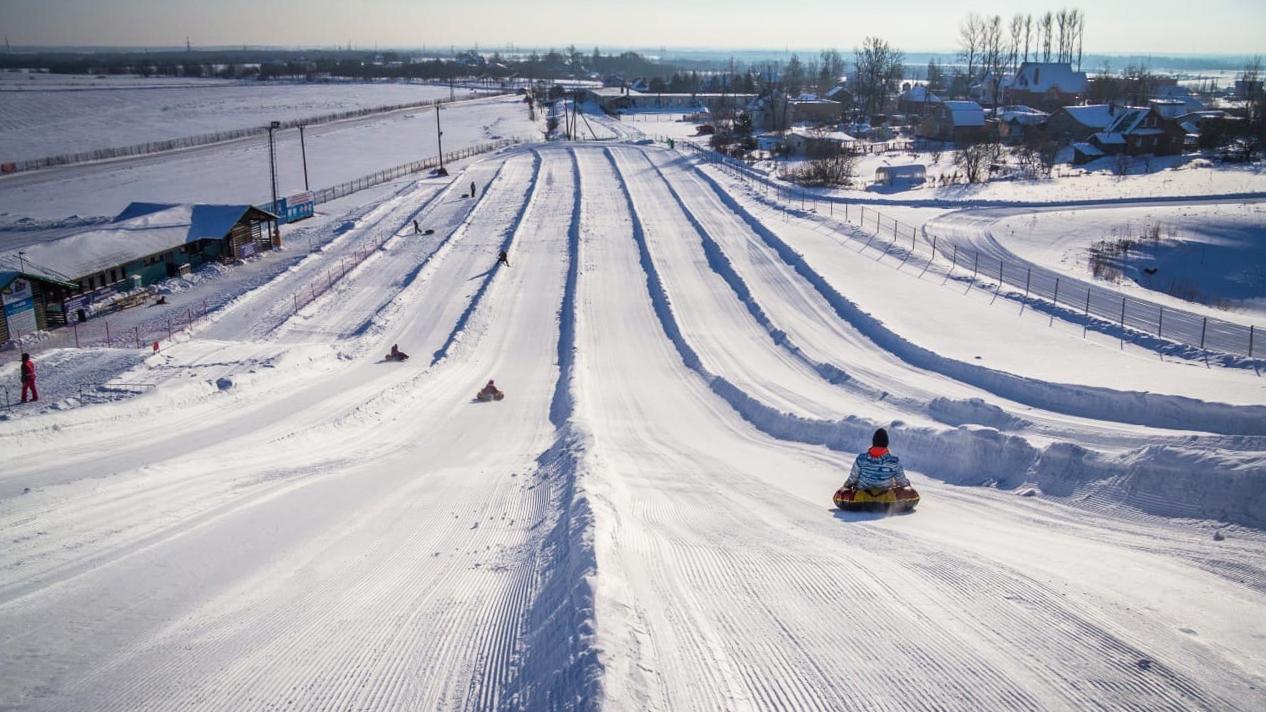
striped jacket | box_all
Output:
[845,447,910,490]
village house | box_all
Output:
[1078,105,1188,161]
[896,85,941,116]
[919,100,987,142]
[784,127,857,157]
[1006,62,1089,111]
[788,96,845,124]
[993,105,1049,142]
[1046,104,1117,142]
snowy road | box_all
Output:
[2,143,1264,711]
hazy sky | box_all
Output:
[3,0,1264,55]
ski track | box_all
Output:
[0,143,1263,711]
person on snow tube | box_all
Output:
[387,344,409,361]
[477,379,503,401]
[835,428,918,512]
[844,428,909,492]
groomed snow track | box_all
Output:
[1,143,1264,711]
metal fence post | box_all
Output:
[1024,267,1031,299]
[1053,277,1060,307]
[972,252,978,280]
[1158,306,1164,337]
[1200,317,1207,349]
[931,234,937,260]
[106,321,112,348]
[1119,296,1126,348]
[1250,325,1255,357]
[1083,290,1091,337]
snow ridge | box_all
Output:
[504,147,602,709]
[431,150,543,366]
[689,159,1266,437]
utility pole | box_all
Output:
[267,120,281,243]
[435,105,447,175]
[298,125,310,191]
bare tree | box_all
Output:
[1009,15,1026,75]
[1023,15,1033,63]
[1040,12,1053,62]
[954,140,1003,183]
[1055,10,1069,63]
[854,36,905,119]
[1076,10,1086,70]
[818,49,845,95]
[981,15,1007,109]
[958,13,983,80]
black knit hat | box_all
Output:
[872,428,889,448]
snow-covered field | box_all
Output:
[0,76,480,161]
[974,201,1266,318]
[2,141,1264,710]
[0,94,539,224]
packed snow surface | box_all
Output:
[1,143,1264,711]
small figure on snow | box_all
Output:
[413,219,422,235]
[19,352,38,403]
[470,181,477,198]
[497,249,510,268]
[476,379,504,402]
[386,344,410,362]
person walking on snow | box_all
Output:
[19,352,38,403]
[413,219,422,235]
[470,181,477,198]
[844,428,909,492]
[497,249,510,268]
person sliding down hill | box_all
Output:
[477,379,504,401]
[844,428,910,493]
[497,249,510,268]
[386,344,410,361]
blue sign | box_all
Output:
[285,192,315,223]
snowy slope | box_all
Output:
[1,142,1264,711]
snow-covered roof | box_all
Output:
[1057,104,1115,129]
[824,85,851,100]
[1072,142,1104,157]
[0,203,271,283]
[589,87,642,97]
[899,86,941,103]
[875,164,927,177]
[941,100,985,127]
[1148,99,1187,119]
[1092,132,1126,145]
[1012,62,1088,94]
[997,105,1049,124]
[1104,107,1153,135]
[787,126,857,143]
[1151,84,1205,112]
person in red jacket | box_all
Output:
[19,352,37,403]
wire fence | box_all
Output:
[2,91,510,174]
[684,143,1263,359]
[5,298,215,358]
[309,138,521,206]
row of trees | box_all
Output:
[960,8,1086,78]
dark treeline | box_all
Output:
[0,47,735,82]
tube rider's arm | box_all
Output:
[894,460,911,488]
[844,458,860,488]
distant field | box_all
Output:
[0,76,475,162]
